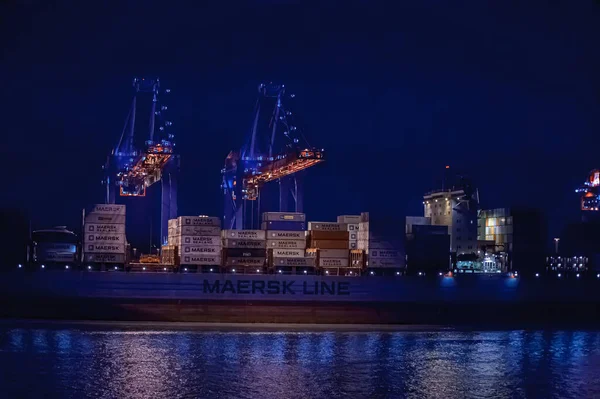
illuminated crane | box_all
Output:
[103,77,178,243]
[222,83,324,229]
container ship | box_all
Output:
[4,209,600,325]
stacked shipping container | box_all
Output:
[222,229,266,270]
[337,215,360,249]
[358,212,406,270]
[83,204,127,265]
[307,222,350,268]
[262,212,310,268]
[168,216,221,266]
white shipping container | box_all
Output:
[36,242,77,253]
[181,254,221,265]
[178,236,221,246]
[168,219,177,229]
[222,229,266,240]
[91,204,126,215]
[319,257,349,267]
[367,249,403,258]
[85,223,126,234]
[308,222,348,231]
[272,249,305,258]
[318,249,349,258]
[169,225,221,236]
[349,240,358,249]
[224,257,265,266]
[36,251,76,262]
[85,243,125,254]
[337,215,361,224]
[266,230,305,240]
[267,239,306,249]
[262,212,306,222]
[84,233,126,244]
[178,245,221,255]
[177,216,221,227]
[84,253,126,263]
[349,231,359,241]
[274,257,316,267]
[85,213,126,224]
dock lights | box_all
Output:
[18,264,22,268]
[41,265,45,269]
[184,268,188,272]
[210,268,213,272]
[418,272,422,276]
[558,273,562,278]
[163,267,167,271]
[87,265,92,270]
[597,274,600,279]
[232,269,236,273]
[397,271,401,275]
[114,266,118,270]
[439,272,443,276]
[535,273,539,277]
[142,267,146,271]
[325,270,329,275]
[370,271,374,275]
[514,271,518,276]
[256,269,260,273]
[65,265,69,269]
[303,270,307,274]
[576,273,580,278]
[278,270,282,274]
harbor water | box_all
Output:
[1,323,600,398]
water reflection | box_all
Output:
[0,327,599,398]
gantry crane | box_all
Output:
[103,77,178,244]
[222,83,324,230]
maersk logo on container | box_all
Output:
[267,231,304,239]
[87,234,123,242]
[87,244,122,252]
[86,223,125,234]
[273,249,304,258]
[308,222,347,232]
[183,246,220,254]
[92,204,126,215]
[180,216,221,227]
[223,230,266,240]
[370,250,402,258]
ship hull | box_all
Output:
[1,272,599,325]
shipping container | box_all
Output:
[318,249,349,258]
[224,257,266,266]
[84,223,126,234]
[36,242,77,253]
[90,204,126,215]
[309,230,349,240]
[265,230,305,239]
[367,249,403,258]
[262,212,306,222]
[337,215,361,224]
[223,248,266,258]
[266,239,306,249]
[177,216,221,227]
[305,248,318,257]
[223,239,267,249]
[84,253,126,264]
[36,251,76,262]
[358,239,404,250]
[180,254,221,265]
[349,241,358,250]
[309,240,349,249]
[84,243,125,254]
[272,249,305,258]
[160,245,177,265]
[84,233,126,244]
[308,222,348,231]
[178,245,221,255]
[168,225,221,236]
[368,258,405,268]
[168,219,177,229]
[350,250,365,267]
[222,230,266,240]
[273,257,316,267]
[319,258,349,267]
[84,213,126,224]
[349,231,359,241]
[176,236,221,246]
[261,221,306,231]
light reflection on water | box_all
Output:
[0,327,600,398]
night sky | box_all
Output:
[1,1,599,242]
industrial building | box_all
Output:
[423,175,479,256]
[477,208,546,273]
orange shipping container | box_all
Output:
[310,240,349,249]
[309,230,349,241]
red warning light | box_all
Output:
[445,165,450,169]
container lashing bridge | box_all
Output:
[222,83,324,230]
[103,77,178,243]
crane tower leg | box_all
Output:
[294,173,304,213]
[160,157,178,245]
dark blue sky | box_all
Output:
[1,1,599,240]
